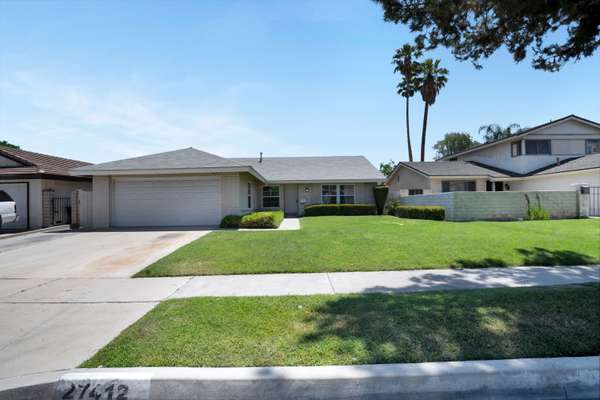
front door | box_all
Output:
[284,184,298,216]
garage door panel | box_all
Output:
[112,179,221,227]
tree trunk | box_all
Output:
[405,95,413,162]
[420,102,429,161]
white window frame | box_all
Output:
[247,182,252,210]
[320,184,356,204]
[262,185,281,209]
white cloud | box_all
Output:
[0,71,304,162]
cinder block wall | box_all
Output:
[399,191,580,221]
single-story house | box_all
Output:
[387,115,600,197]
[71,148,384,228]
[0,146,92,230]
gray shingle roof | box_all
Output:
[72,148,384,182]
[72,148,244,172]
[400,161,511,178]
[534,154,600,175]
[232,156,384,182]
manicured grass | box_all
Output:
[136,216,600,276]
[82,284,600,368]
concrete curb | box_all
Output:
[1,356,598,399]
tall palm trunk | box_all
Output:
[420,102,429,161]
[405,95,414,161]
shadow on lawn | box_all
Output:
[451,247,595,269]
[299,286,599,365]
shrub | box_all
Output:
[220,214,242,228]
[373,185,389,215]
[239,210,284,229]
[528,206,550,220]
[391,205,445,220]
[304,204,376,216]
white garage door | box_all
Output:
[112,178,221,227]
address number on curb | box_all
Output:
[57,382,130,400]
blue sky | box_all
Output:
[1,0,598,165]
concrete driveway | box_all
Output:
[0,228,209,278]
[0,227,209,388]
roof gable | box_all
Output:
[439,114,600,160]
[232,156,385,182]
[0,146,91,176]
[72,148,244,172]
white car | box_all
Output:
[0,190,18,227]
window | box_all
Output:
[262,186,280,208]
[247,182,252,209]
[408,189,423,195]
[0,190,13,202]
[511,141,522,157]
[321,184,355,204]
[442,181,476,192]
[586,139,600,154]
[525,140,551,155]
[339,185,355,204]
[321,184,338,204]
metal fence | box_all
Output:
[52,197,72,225]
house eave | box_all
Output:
[71,166,268,182]
[266,178,384,184]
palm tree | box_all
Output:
[417,59,448,161]
[478,123,522,142]
[392,44,422,162]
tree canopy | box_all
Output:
[379,160,397,177]
[373,0,600,71]
[479,123,522,143]
[0,140,19,149]
[433,132,480,159]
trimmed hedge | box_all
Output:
[373,185,389,215]
[220,214,242,228]
[239,210,284,229]
[304,204,376,216]
[390,205,445,221]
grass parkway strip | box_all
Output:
[136,216,600,276]
[81,283,600,368]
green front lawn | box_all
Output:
[82,284,600,368]
[136,216,600,276]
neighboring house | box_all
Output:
[387,115,600,197]
[0,146,92,230]
[70,148,384,228]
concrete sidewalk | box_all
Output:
[169,265,600,298]
[0,265,597,385]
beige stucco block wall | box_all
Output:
[42,179,92,197]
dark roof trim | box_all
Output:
[0,173,91,181]
[438,114,600,161]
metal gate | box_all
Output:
[590,187,600,217]
[52,197,71,225]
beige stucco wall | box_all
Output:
[238,172,260,214]
[0,178,90,229]
[92,176,111,228]
[509,170,600,191]
[387,167,431,198]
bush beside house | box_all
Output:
[304,204,376,216]
[239,210,284,229]
[220,215,243,228]
[388,203,445,220]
